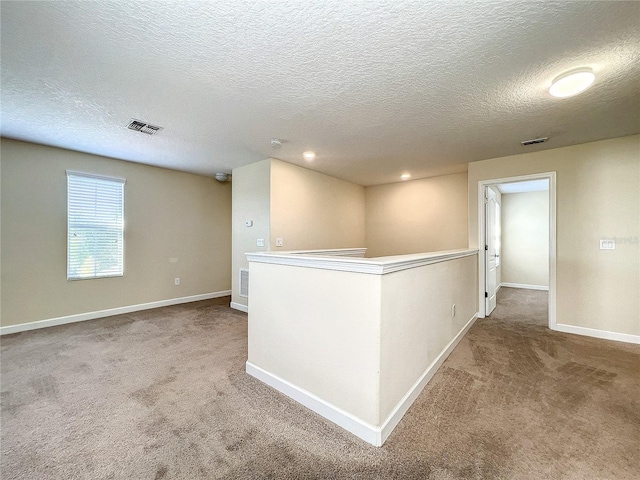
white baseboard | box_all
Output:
[378,312,478,444]
[246,362,383,446]
[230,302,248,313]
[554,323,640,345]
[501,282,549,291]
[246,312,479,447]
[0,290,232,336]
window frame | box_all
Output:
[66,170,126,281]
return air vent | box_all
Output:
[521,137,548,146]
[239,268,249,298]
[126,119,163,135]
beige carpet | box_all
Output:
[1,289,639,479]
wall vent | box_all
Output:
[521,137,548,146]
[239,268,249,298]
[126,119,163,135]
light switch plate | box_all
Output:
[257,238,265,247]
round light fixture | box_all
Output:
[549,68,595,98]
[303,151,316,161]
[401,173,411,180]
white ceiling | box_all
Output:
[1,1,639,186]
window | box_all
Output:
[67,171,125,280]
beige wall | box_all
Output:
[469,135,640,336]
[379,254,477,421]
[270,159,365,251]
[248,262,382,425]
[231,159,271,308]
[247,250,477,442]
[365,172,468,257]
[231,158,366,308]
[501,191,549,287]
[1,138,232,327]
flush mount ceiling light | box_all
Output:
[401,173,411,180]
[303,151,316,161]
[549,68,595,98]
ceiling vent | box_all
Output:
[521,137,548,146]
[126,119,163,135]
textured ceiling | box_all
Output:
[2,1,639,186]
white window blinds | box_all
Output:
[67,171,125,280]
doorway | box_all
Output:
[478,173,556,329]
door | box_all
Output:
[485,187,498,315]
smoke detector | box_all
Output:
[126,119,163,135]
[215,173,230,182]
[270,138,283,148]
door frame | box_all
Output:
[477,172,557,330]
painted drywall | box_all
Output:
[270,159,366,251]
[379,254,477,420]
[246,250,478,444]
[469,135,639,336]
[501,191,549,287]
[248,262,382,425]
[231,159,271,308]
[365,172,468,257]
[231,158,366,308]
[1,138,232,328]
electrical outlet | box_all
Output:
[174,277,180,286]
[599,239,615,250]
[451,304,456,317]
[276,238,284,247]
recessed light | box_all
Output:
[549,68,595,98]
[401,173,411,180]
[303,151,316,161]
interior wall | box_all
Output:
[231,158,365,309]
[501,191,549,287]
[1,138,232,328]
[270,159,365,251]
[231,159,271,308]
[365,172,468,257]
[468,135,640,336]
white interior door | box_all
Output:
[485,187,498,315]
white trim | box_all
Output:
[477,172,556,333]
[0,290,232,336]
[554,324,640,345]
[246,312,478,447]
[247,249,478,275]
[66,169,126,184]
[230,302,249,313]
[246,362,383,446]
[379,312,478,444]
[289,248,367,257]
[501,282,549,291]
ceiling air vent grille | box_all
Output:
[126,119,163,135]
[521,137,548,146]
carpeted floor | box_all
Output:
[1,288,639,479]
